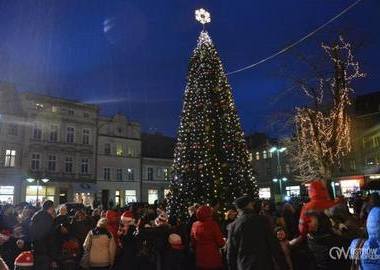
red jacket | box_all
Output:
[299,180,336,235]
[191,206,225,269]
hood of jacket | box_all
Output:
[196,206,213,222]
[367,207,380,239]
[308,180,330,201]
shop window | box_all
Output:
[127,168,134,181]
[82,129,90,145]
[31,153,40,171]
[25,186,55,205]
[125,190,137,203]
[340,180,360,197]
[4,149,16,167]
[66,127,74,143]
[259,187,271,199]
[104,168,111,180]
[286,186,300,197]
[48,155,56,172]
[0,186,14,204]
[49,125,58,142]
[148,189,158,204]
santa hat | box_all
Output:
[14,251,33,268]
[168,233,184,250]
[155,211,169,226]
[121,211,135,225]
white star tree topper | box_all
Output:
[195,8,211,25]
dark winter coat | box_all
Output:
[226,209,289,270]
[299,180,337,236]
[113,225,138,270]
[191,206,225,269]
[30,209,54,256]
[350,207,380,270]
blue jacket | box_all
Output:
[350,207,380,270]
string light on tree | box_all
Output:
[168,10,257,219]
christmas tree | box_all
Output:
[168,9,258,219]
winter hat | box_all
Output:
[14,251,33,269]
[233,195,254,210]
[168,233,184,250]
[155,211,169,226]
[121,211,135,225]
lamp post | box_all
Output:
[26,177,49,206]
[270,147,287,199]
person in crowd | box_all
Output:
[280,203,299,240]
[191,205,225,270]
[71,210,91,247]
[299,180,336,236]
[15,205,35,251]
[83,218,116,270]
[221,209,238,237]
[306,211,350,270]
[113,211,138,270]
[91,208,101,228]
[105,210,121,243]
[30,200,56,270]
[350,207,380,270]
[209,199,223,224]
[0,204,20,269]
[260,200,276,230]
[274,227,294,270]
[360,193,380,221]
[227,195,288,270]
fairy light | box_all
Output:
[292,36,365,181]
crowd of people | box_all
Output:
[0,179,379,270]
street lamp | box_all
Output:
[273,177,287,198]
[270,146,287,200]
[26,177,49,205]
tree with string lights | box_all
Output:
[168,9,257,219]
[291,36,365,181]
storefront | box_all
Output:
[25,185,55,205]
[259,187,271,199]
[72,183,97,207]
[336,176,364,197]
[0,185,14,204]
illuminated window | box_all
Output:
[148,189,158,204]
[104,168,111,180]
[255,152,260,160]
[66,127,74,143]
[340,180,360,197]
[31,153,40,171]
[25,186,55,205]
[127,168,134,181]
[51,106,58,113]
[35,103,44,111]
[259,188,271,199]
[4,150,16,167]
[49,125,58,142]
[125,190,137,203]
[163,168,169,180]
[115,190,120,206]
[286,186,300,197]
[82,129,90,145]
[263,150,268,159]
[116,144,123,156]
[0,186,14,204]
[48,155,56,172]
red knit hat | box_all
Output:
[106,210,121,224]
[14,251,33,267]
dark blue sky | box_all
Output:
[0,0,379,137]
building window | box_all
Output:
[127,168,134,181]
[68,109,74,116]
[0,186,14,204]
[263,150,268,159]
[35,103,44,111]
[31,153,40,171]
[147,167,153,181]
[148,189,158,204]
[340,180,360,197]
[66,127,74,143]
[83,112,89,118]
[115,190,121,206]
[259,187,271,199]
[82,129,90,145]
[48,125,58,142]
[104,168,111,181]
[25,186,55,206]
[375,136,380,148]
[286,186,300,197]
[81,159,88,174]
[65,157,73,173]
[48,155,56,172]
[33,124,42,140]
[104,143,111,155]
[125,190,137,203]
[51,106,58,113]
[4,150,16,167]
[127,147,135,157]
[116,144,123,156]
[8,124,18,136]
[116,169,123,181]
[255,152,260,160]
[157,168,164,177]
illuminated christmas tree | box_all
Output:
[168,9,257,219]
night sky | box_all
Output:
[0,0,379,137]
